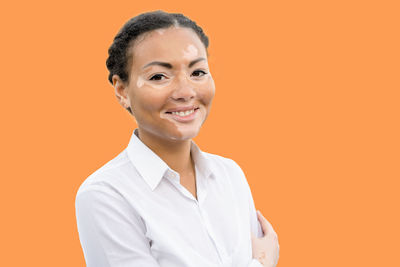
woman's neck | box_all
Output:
[137,128,194,175]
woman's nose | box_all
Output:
[171,73,196,101]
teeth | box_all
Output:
[171,109,195,116]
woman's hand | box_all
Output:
[251,210,280,267]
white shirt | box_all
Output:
[75,128,264,267]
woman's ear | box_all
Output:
[112,75,131,109]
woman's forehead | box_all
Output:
[130,27,207,68]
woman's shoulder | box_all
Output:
[75,149,132,198]
[201,151,245,177]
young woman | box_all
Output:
[75,10,279,267]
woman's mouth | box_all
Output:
[165,107,200,122]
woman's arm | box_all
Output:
[246,176,264,239]
[245,174,280,267]
[227,158,279,267]
[75,185,161,267]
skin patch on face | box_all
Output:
[159,111,204,140]
[137,75,173,90]
[155,28,166,35]
[136,76,145,88]
[182,44,199,60]
[156,110,183,140]
[155,25,179,36]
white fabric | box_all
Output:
[75,128,264,267]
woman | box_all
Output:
[75,10,279,267]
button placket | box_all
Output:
[197,205,228,265]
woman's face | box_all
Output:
[116,26,215,142]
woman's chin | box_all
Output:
[168,127,200,141]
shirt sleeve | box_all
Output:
[247,178,264,239]
[246,206,265,266]
[75,184,161,267]
[226,159,265,267]
[229,159,264,238]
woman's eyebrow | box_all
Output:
[188,57,206,68]
[142,57,206,69]
[142,61,172,69]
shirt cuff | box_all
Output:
[249,258,264,267]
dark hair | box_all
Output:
[106,10,210,114]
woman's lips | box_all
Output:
[165,105,198,113]
[165,107,199,122]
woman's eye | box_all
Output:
[149,74,167,81]
[192,70,207,77]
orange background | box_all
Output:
[1,0,399,266]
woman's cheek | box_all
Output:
[200,75,215,105]
[132,88,165,115]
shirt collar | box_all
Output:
[126,128,214,191]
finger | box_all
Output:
[257,210,276,237]
[258,211,275,233]
[256,210,269,236]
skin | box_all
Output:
[252,211,280,267]
[112,26,279,266]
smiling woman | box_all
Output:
[112,26,214,142]
[75,10,279,267]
